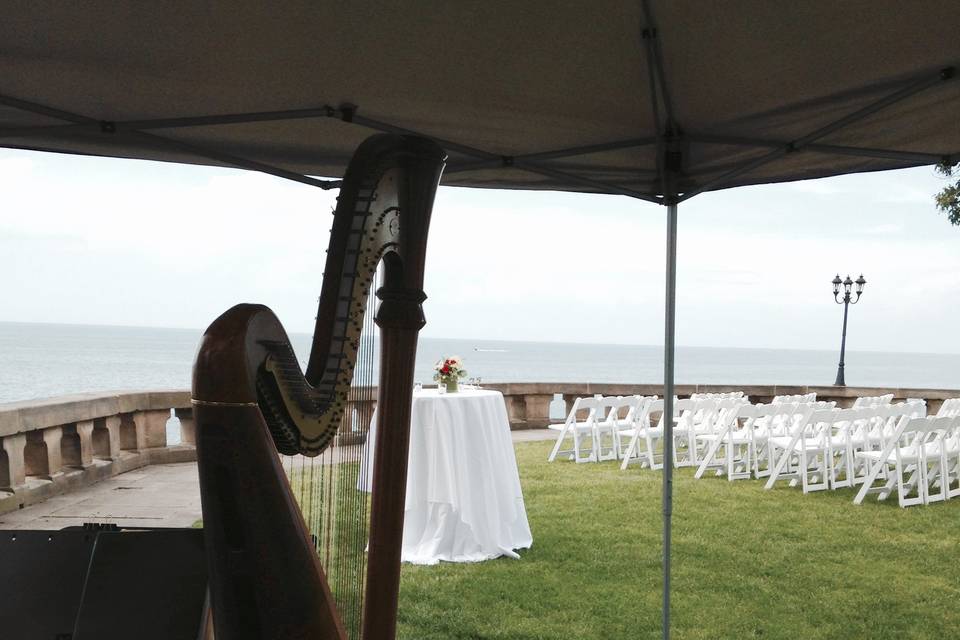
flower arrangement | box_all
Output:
[433,355,467,392]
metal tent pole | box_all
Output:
[662,201,678,640]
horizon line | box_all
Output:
[2,318,958,358]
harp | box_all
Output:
[191,134,446,639]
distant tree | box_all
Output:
[935,162,960,226]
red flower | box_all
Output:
[441,366,450,374]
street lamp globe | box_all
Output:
[832,274,842,298]
[855,274,867,295]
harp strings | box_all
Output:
[282,265,380,640]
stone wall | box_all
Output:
[482,382,960,429]
[3,384,957,513]
[0,391,196,515]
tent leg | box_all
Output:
[662,201,678,640]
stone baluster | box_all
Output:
[1,434,27,490]
[24,426,63,480]
[176,408,196,446]
[120,413,144,451]
[503,393,527,428]
[75,420,95,468]
[135,410,169,449]
[928,399,944,416]
[98,415,122,460]
[562,394,580,418]
[523,393,553,428]
[60,424,85,469]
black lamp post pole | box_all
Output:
[832,274,866,387]
[834,293,851,386]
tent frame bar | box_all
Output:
[641,2,676,129]
[0,92,661,201]
[0,104,345,139]
[1,65,954,198]
[346,112,663,202]
[689,133,955,165]
[639,5,679,640]
[0,93,342,190]
[443,133,956,178]
[661,201,678,640]
[679,67,956,201]
[444,137,660,176]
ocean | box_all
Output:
[1,321,957,405]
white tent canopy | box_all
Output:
[1,2,957,199]
[2,2,958,638]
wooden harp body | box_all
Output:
[191,134,446,639]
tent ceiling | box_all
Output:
[1,1,957,200]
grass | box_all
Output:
[395,440,960,639]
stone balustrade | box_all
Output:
[481,382,960,429]
[3,383,957,514]
[0,391,196,515]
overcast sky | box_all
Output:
[2,148,958,354]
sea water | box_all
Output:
[1,321,957,405]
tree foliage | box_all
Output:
[935,162,960,226]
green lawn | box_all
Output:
[396,440,960,639]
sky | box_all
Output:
[1,148,958,354]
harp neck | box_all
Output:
[192,134,446,640]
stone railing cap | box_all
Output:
[0,390,192,437]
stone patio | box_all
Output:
[0,462,202,529]
[0,429,554,530]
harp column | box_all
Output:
[362,287,425,640]
[362,139,443,640]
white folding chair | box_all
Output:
[690,391,745,402]
[854,416,953,507]
[693,401,759,481]
[594,395,627,462]
[608,395,648,459]
[918,415,960,504]
[764,406,839,493]
[853,393,894,409]
[937,415,960,500]
[848,403,926,486]
[752,401,833,479]
[936,398,960,418]
[619,397,662,470]
[672,398,719,467]
[770,393,815,404]
[547,396,601,463]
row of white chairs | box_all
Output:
[690,391,744,401]
[549,392,960,508]
[548,393,811,468]
[549,393,766,468]
[547,394,658,464]
[692,398,960,507]
[853,393,895,408]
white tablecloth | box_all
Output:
[361,389,532,565]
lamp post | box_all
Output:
[832,273,866,386]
